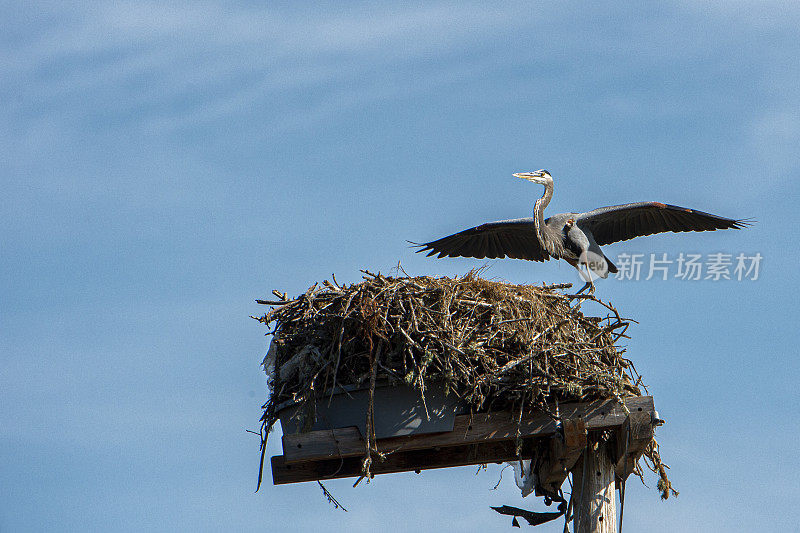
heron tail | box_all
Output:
[604,254,618,274]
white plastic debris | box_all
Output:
[510,459,535,497]
[262,335,323,385]
[262,335,279,375]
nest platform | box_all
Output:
[254,270,675,498]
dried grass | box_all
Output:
[253,268,676,498]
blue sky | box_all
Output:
[2,2,799,531]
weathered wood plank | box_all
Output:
[281,426,363,464]
[536,417,587,495]
[282,396,654,464]
[272,440,527,485]
[564,418,589,449]
[614,410,654,480]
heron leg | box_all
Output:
[574,264,596,295]
[566,263,595,297]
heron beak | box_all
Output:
[513,171,547,184]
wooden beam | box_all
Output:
[271,440,528,485]
[536,417,587,496]
[614,409,654,481]
[272,396,656,485]
[282,396,654,464]
[282,426,362,464]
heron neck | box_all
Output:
[533,182,553,248]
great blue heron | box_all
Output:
[414,170,749,293]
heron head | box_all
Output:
[513,169,552,185]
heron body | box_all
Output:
[414,170,749,292]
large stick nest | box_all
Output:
[253,269,675,498]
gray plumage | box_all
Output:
[413,170,749,290]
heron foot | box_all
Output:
[566,282,594,300]
[575,281,595,295]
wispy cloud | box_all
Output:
[3,1,800,189]
[3,2,527,129]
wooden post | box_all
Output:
[572,440,616,533]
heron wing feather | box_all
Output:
[576,202,750,245]
[412,218,549,262]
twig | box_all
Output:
[317,481,348,512]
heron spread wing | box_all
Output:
[576,202,750,246]
[412,218,549,261]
